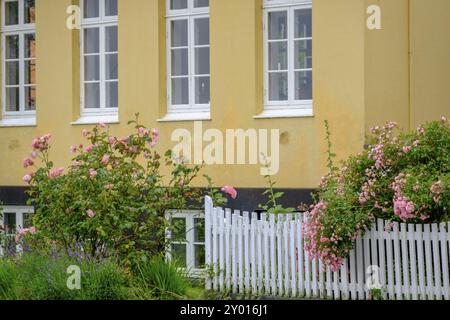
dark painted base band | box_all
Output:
[0,186,316,212]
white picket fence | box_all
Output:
[204,196,450,300]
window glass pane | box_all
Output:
[194,245,205,268]
[25,86,36,111]
[105,0,118,16]
[195,47,209,75]
[5,1,19,25]
[171,20,188,47]
[24,0,36,24]
[4,213,16,234]
[195,76,210,104]
[269,72,288,101]
[194,18,209,46]
[106,81,118,108]
[294,40,312,69]
[6,61,19,85]
[84,28,100,53]
[84,55,100,81]
[295,70,312,100]
[5,35,19,59]
[171,244,187,267]
[170,0,187,10]
[269,42,287,71]
[194,0,209,8]
[171,218,186,241]
[268,11,287,40]
[171,49,188,76]
[24,33,36,58]
[105,54,118,80]
[194,218,205,242]
[25,60,36,84]
[105,26,118,52]
[172,78,189,105]
[5,88,19,112]
[23,213,33,228]
[294,9,312,38]
[85,83,100,108]
[84,0,100,18]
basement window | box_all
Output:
[0,0,36,127]
[166,211,206,277]
[0,206,34,257]
[78,0,118,124]
[259,0,313,119]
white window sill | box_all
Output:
[0,117,36,127]
[158,112,211,122]
[71,114,119,126]
[254,108,314,119]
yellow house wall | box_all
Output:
[0,0,447,190]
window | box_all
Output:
[80,0,118,121]
[1,0,36,125]
[262,0,312,116]
[166,0,210,116]
[166,211,205,276]
[0,206,33,257]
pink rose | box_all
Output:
[70,145,78,153]
[87,209,95,218]
[30,151,38,159]
[221,186,237,199]
[82,129,89,137]
[402,145,411,153]
[49,167,64,179]
[23,157,34,168]
[89,168,97,179]
[23,174,33,183]
[98,122,106,128]
[102,154,110,165]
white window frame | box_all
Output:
[261,0,313,117]
[1,0,36,126]
[165,0,210,116]
[79,0,118,122]
[165,210,205,277]
[0,205,34,257]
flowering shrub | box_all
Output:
[22,117,203,266]
[304,118,450,271]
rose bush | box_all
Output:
[22,117,204,266]
[304,118,450,271]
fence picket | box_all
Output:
[212,207,219,290]
[416,224,426,299]
[423,224,433,299]
[303,214,311,298]
[431,224,442,300]
[297,215,304,297]
[408,223,418,300]
[385,226,395,299]
[231,212,238,293]
[237,213,244,295]
[269,214,277,295]
[393,222,402,300]
[440,223,450,300]
[261,214,270,295]
[290,220,297,297]
[251,212,257,295]
[277,216,284,296]
[283,217,290,296]
[225,209,232,291]
[218,208,225,291]
[349,249,357,300]
[377,220,387,300]
[356,237,365,299]
[243,212,250,294]
[400,223,410,300]
[204,197,213,290]
[258,214,265,295]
